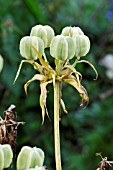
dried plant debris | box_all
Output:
[96,153,113,170]
[0,105,25,152]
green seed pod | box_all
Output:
[0,145,4,170]
[61,26,84,37]
[26,166,45,170]
[2,144,13,168]
[20,36,44,60]
[17,146,34,170]
[32,147,44,167]
[73,35,90,58]
[50,35,75,61]
[30,25,55,48]
[17,146,45,170]
[0,144,13,170]
[0,55,4,73]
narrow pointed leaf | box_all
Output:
[33,62,43,73]
[32,46,55,75]
[40,80,52,124]
[31,46,49,69]
[60,99,68,113]
[24,74,47,95]
[64,77,89,106]
[77,60,98,80]
[64,65,82,81]
[14,60,43,84]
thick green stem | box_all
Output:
[54,81,62,170]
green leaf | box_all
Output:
[32,46,55,75]
[31,46,50,69]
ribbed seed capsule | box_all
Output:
[50,35,75,61]
[0,145,4,170]
[2,144,13,168]
[61,26,84,37]
[30,25,55,48]
[32,147,44,167]
[73,35,90,58]
[17,146,45,170]
[19,36,44,60]
[0,55,4,73]
[0,144,13,170]
[17,146,34,170]
[26,166,45,170]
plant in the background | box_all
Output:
[0,55,4,73]
[14,24,98,170]
[99,54,113,79]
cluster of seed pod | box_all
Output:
[0,144,45,170]
[19,25,90,61]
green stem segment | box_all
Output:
[54,81,62,170]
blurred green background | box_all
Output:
[0,0,113,169]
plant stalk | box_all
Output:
[54,81,62,170]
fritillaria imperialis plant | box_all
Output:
[14,25,98,170]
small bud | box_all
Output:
[61,26,84,37]
[0,144,13,170]
[73,35,90,58]
[17,146,45,170]
[0,55,4,73]
[30,25,55,48]
[20,36,44,60]
[50,35,75,61]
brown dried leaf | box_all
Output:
[24,74,47,95]
[64,64,82,82]
[14,60,43,84]
[64,77,89,106]
[60,99,68,114]
[77,60,98,80]
[40,80,52,124]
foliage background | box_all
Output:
[0,0,113,169]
